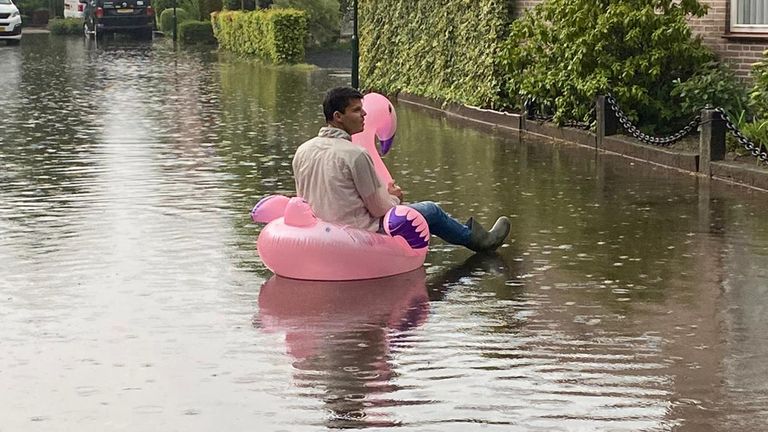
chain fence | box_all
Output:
[712,108,768,164]
[606,93,768,164]
[524,93,767,164]
[605,93,700,147]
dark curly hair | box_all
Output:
[323,87,364,122]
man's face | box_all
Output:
[336,98,366,135]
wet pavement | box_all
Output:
[1,34,768,431]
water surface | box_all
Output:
[1,34,768,431]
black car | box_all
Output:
[82,0,154,39]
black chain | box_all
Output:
[606,93,700,147]
[714,108,768,164]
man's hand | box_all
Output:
[388,181,404,201]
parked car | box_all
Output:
[64,0,85,18]
[82,0,154,40]
[0,0,22,45]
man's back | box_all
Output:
[293,128,393,232]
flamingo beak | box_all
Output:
[379,136,394,155]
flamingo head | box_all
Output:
[361,92,397,155]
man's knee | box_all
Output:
[408,201,440,221]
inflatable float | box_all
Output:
[251,93,429,281]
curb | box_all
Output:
[396,92,768,192]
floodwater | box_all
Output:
[1,34,768,432]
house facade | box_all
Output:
[515,0,768,79]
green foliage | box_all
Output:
[671,61,748,117]
[212,9,307,63]
[15,0,47,16]
[159,7,191,33]
[272,0,339,47]
[741,119,768,150]
[222,0,257,10]
[48,18,83,35]
[750,50,768,120]
[198,0,223,18]
[729,110,768,155]
[502,0,713,129]
[154,0,201,20]
[178,20,216,43]
[360,0,513,108]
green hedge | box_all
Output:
[48,18,83,35]
[212,9,307,63]
[359,0,513,108]
[272,0,340,48]
[501,0,713,129]
[159,8,191,33]
[179,20,216,44]
[155,0,199,20]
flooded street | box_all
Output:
[1,34,768,431]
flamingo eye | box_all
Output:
[388,105,392,113]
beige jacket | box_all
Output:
[292,127,400,232]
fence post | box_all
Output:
[699,109,726,176]
[596,95,618,150]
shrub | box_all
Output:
[671,61,748,117]
[222,0,257,10]
[15,0,47,17]
[501,0,714,129]
[179,20,216,44]
[48,18,83,35]
[741,119,768,150]
[750,50,768,120]
[199,0,223,18]
[212,8,307,63]
[360,0,513,107]
[154,0,201,20]
[159,7,191,33]
[729,110,768,155]
[272,0,339,48]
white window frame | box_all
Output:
[730,0,768,34]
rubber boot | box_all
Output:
[465,216,511,252]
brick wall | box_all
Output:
[513,0,767,79]
[689,0,768,79]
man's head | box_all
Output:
[323,87,366,135]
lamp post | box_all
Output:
[351,0,359,89]
[172,0,177,42]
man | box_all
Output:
[292,86,510,252]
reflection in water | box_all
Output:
[2,34,768,431]
[258,269,430,428]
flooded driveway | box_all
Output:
[1,34,768,431]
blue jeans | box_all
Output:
[407,201,470,246]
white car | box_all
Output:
[0,0,22,44]
[63,0,84,18]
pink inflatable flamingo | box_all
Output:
[351,92,397,185]
[250,93,429,281]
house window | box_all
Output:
[731,0,768,33]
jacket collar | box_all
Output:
[318,126,351,141]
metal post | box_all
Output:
[699,109,726,176]
[172,0,177,42]
[351,0,359,89]
[596,95,618,150]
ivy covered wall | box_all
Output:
[359,0,514,108]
